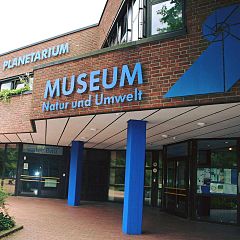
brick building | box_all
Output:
[0,0,240,234]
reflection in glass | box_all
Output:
[145,169,152,187]
[110,151,126,167]
[144,187,151,205]
[109,151,126,202]
[196,139,238,224]
[176,161,185,188]
[1,144,18,195]
[167,142,188,158]
[151,0,183,35]
[167,161,174,187]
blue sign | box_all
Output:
[42,62,144,112]
[3,43,69,70]
[165,4,240,98]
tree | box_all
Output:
[157,0,183,33]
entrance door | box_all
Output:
[19,155,66,198]
[82,149,110,201]
[165,157,188,217]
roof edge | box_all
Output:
[0,23,98,57]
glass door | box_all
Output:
[165,157,188,217]
[20,155,42,196]
[19,154,66,198]
[40,158,62,197]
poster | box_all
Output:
[197,168,237,195]
[197,168,210,193]
[223,184,237,195]
[210,183,223,194]
[224,169,232,184]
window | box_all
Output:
[0,73,33,93]
[103,0,184,48]
[0,82,12,91]
[150,0,184,35]
[104,0,147,47]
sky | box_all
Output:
[0,0,107,54]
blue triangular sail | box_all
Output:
[165,4,240,98]
[165,42,224,97]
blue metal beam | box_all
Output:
[68,141,84,206]
[122,120,147,235]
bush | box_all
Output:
[0,212,15,231]
[0,188,8,209]
[0,188,15,231]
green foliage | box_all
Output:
[0,85,30,102]
[0,189,15,231]
[157,0,183,33]
[0,212,15,231]
[0,189,8,209]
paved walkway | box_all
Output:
[2,197,240,240]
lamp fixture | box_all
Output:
[197,122,206,127]
[162,134,168,138]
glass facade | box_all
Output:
[165,142,189,217]
[108,150,163,206]
[195,139,238,224]
[0,144,19,195]
[104,0,184,48]
[0,139,238,225]
[108,151,126,202]
[19,144,66,198]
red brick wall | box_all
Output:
[31,0,240,120]
[0,0,123,134]
[0,94,32,134]
[98,0,123,48]
[0,26,99,80]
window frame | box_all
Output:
[0,73,33,93]
[147,0,186,37]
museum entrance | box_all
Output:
[163,142,189,218]
[162,139,240,225]
[17,144,68,198]
[195,139,239,224]
[164,156,189,217]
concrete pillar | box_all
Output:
[122,120,147,235]
[68,141,84,206]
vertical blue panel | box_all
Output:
[68,141,84,206]
[122,120,146,235]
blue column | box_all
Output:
[122,120,147,235]
[68,141,84,206]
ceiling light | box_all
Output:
[115,112,123,116]
[173,137,176,140]
[197,122,206,127]
[90,128,97,131]
[162,134,168,138]
[225,141,228,144]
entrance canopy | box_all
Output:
[1,102,240,149]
